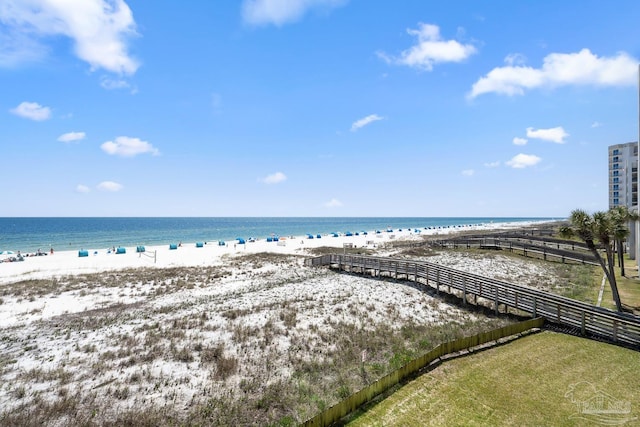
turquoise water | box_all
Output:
[0,217,556,253]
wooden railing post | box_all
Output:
[462,277,467,306]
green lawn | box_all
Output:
[347,331,640,427]
[598,255,640,314]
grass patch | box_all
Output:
[347,331,640,427]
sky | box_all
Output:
[1,0,639,217]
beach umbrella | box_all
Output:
[0,250,14,255]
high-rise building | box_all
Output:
[608,142,638,259]
[608,142,638,209]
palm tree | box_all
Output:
[608,206,639,277]
[559,209,623,312]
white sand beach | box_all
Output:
[0,220,560,425]
[0,221,546,285]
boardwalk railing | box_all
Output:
[301,317,545,427]
[305,254,640,348]
[432,237,597,264]
[390,237,598,265]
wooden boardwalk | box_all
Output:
[390,236,598,265]
[306,254,640,348]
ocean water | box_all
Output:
[0,217,556,254]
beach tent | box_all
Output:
[306,234,314,239]
[196,242,204,248]
[169,244,178,250]
[136,246,145,253]
[236,238,246,244]
[316,234,322,239]
[218,240,225,246]
[78,250,89,257]
[345,231,353,236]
[266,237,273,242]
[116,247,126,254]
[362,231,368,235]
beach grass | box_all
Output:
[346,331,640,427]
[0,253,513,426]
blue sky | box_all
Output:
[1,0,639,217]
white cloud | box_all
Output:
[526,126,569,144]
[469,48,638,98]
[260,171,287,184]
[100,77,130,90]
[101,136,159,157]
[324,198,342,208]
[378,23,477,71]
[58,131,86,143]
[0,0,139,74]
[351,114,383,131]
[504,53,527,66]
[484,161,500,168]
[506,153,541,169]
[10,101,51,121]
[242,0,346,26]
[76,184,90,193]
[461,169,475,176]
[97,181,123,192]
[513,137,527,146]
[591,121,603,128]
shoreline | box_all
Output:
[0,220,557,285]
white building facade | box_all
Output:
[608,142,638,258]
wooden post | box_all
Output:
[448,272,452,293]
[515,292,518,310]
[436,270,440,295]
[426,265,429,288]
[532,297,537,318]
[494,287,499,315]
[580,311,586,336]
[462,277,467,306]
